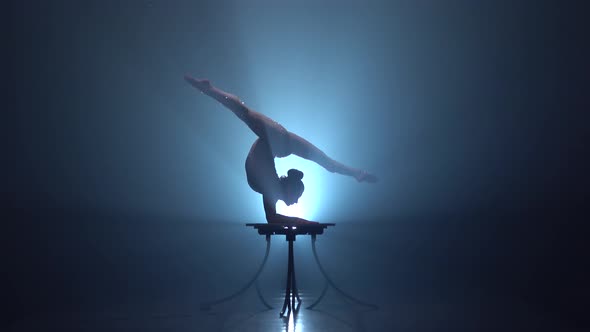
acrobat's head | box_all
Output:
[280,169,305,206]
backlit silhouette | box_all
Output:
[185,75,377,224]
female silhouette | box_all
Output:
[185,75,377,224]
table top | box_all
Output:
[246,223,335,236]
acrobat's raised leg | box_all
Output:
[185,75,281,139]
[185,75,378,183]
[289,132,378,183]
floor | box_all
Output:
[10,288,576,331]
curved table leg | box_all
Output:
[306,279,328,309]
[255,280,273,310]
[280,238,294,317]
[200,235,273,310]
[291,238,301,304]
[292,253,301,303]
[309,235,378,310]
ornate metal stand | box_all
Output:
[203,223,377,318]
[246,223,334,317]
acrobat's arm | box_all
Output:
[289,133,378,183]
[263,196,317,224]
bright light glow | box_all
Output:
[276,201,303,218]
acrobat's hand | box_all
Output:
[184,75,212,93]
[355,170,378,183]
[297,220,320,225]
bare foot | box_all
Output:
[355,170,378,183]
[184,75,211,92]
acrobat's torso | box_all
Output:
[245,130,293,197]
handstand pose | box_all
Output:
[185,75,378,224]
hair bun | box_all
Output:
[288,169,304,181]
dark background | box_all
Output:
[6,0,589,330]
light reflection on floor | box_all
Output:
[286,311,295,332]
[219,293,366,332]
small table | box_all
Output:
[246,223,335,317]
